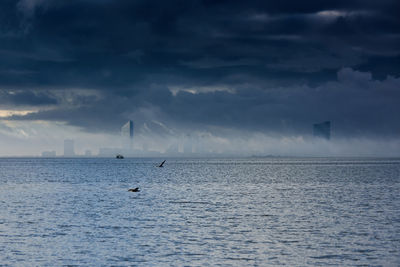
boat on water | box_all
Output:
[116,154,124,159]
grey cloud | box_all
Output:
[0,90,58,106]
[5,68,400,139]
[0,121,13,133]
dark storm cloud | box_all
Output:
[0,89,57,106]
[1,0,399,137]
[7,68,400,138]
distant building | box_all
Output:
[64,139,75,156]
[84,150,92,156]
[42,151,56,157]
[313,121,331,140]
[121,120,134,149]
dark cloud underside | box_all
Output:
[0,0,399,137]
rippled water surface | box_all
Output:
[0,157,399,266]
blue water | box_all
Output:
[0,157,399,266]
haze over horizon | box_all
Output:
[1,0,399,156]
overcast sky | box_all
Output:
[0,0,399,156]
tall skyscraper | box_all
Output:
[313,121,331,140]
[121,120,134,149]
[64,139,75,156]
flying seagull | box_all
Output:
[128,187,140,192]
[158,160,166,167]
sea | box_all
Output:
[0,157,399,266]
